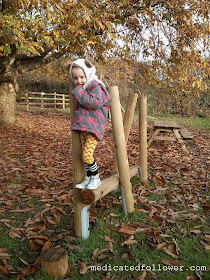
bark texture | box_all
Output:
[0,43,64,126]
[0,82,16,126]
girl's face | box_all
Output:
[72,67,87,86]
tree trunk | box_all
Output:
[0,82,16,126]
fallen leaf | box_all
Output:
[139,270,147,280]
[186,276,196,280]
[135,208,147,213]
[98,254,108,260]
[0,265,9,276]
[101,236,115,243]
[121,239,138,246]
[161,258,179,266]
[163,248,179,259]
[41,240,53,251]
[118,226,137,235]
[27,235,49,240]
[79,261,88,275]
[157,242,166,250]
[19,257,30,265]
[108,241,114,253]
[8,229,23,239]
[0,250,11,260]
[204,235,210,242]
[121,253,130,259]
[34,239,45,246]
[92,248,99,266]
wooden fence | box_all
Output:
[17,91,70,111]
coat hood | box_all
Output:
[70,58,105,89]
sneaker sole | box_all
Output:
[87,181,102,190]
[75,185,88,190]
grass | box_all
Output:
[0,197,209,280]
[150,114,210,131]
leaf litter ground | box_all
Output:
[0,110,209,279]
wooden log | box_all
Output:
[69,78,86,237]
[139,95,148,183]
[40,248,68,277]
[108,86,135,213]
[80,165,139,205]
[112,92,138,173]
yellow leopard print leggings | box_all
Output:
[80,131,98,165]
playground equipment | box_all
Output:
[69,80,148,238]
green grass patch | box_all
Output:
[150,114,210,131]
[30,196,44,211]
[148,193,164,201]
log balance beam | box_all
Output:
[80,165,139,205]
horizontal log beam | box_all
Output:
[80,165,139,205]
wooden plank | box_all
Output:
[155,136,177,141]
[173,129,187,152]
[154,120,181,129]
[147,128,160,147]
[179,128,193,139]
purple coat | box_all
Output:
[71,80,111,140]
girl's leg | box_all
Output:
[81,132,98,165]
[75,132,100,189]
[81,132,101,189]
[80,132,91,176]
[75,132,92,189]
[82,132,101,189]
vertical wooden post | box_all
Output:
[112,92,138,173]
[62,94,65,109]
[41,92,44,109]
[69,79,86,237]
[108,86,135,213]
[54,92,56,109]
[139,95,148,183]
[26,91,29,112]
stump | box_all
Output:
[40,248,68,277]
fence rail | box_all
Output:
[17,91,70,111]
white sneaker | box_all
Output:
[87,174,101,190]
[75,176,91,189]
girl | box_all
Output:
[69,58,111,190]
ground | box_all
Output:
[0,109,209,279]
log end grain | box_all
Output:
[40,248,68,277]
[80,189,96,205]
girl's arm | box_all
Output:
[72,84,106,110]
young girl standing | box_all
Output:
[69,58,111,190]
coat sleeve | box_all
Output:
[72,84,105,110]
